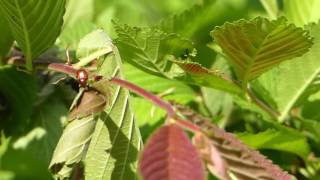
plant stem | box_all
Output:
[174,117,201,133]
[110,77,176,119]
[47,63,77,78]
[109,77,203,133]
[246,87,279,119]
[8,57,204,132]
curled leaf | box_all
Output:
[173,103,292,180]
[49,90,105,179]
[139,124,205,180]
[172,60,243,95]
[69,90,106,120]
[193,133,229,180]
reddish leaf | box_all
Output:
[173,103,292,180]
[193,133,229,180]
[68,90,106,120]
[172,60,220,75]
[139,124,205,180]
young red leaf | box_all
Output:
[139,124,205,180]
[193,133,229,180]
[173,103,293,180]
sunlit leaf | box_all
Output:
[139,124,205,180]
[58,20,96,51]
[114,21,193,78]
[173,60,243,95]
[0,0,65,70]
[284,0,320,27]
[256,22,320,121]
[75,29,113,68]
[211,17,313,87]
[63,0,94,27]
[49,90,105,179]
[81,30,142,180]
[259,0,278,19]
[237,129,310,159]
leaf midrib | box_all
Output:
[14,0,32,70]
[117,26,170,78]
[242,26,277,87]
[279,67,320,121]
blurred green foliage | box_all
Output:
[1,0,320,179]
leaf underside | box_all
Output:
[174,103,292,180]
[139,124,205,180]
[212,17,313,85]
[172,60,243,94]
[113,22,193,78]
[82,30,142,180]
[256,22,320,121]
[49,90,105,179]
[284,0,320,27]
[0,0,65,69]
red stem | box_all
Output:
[110,77,176,119]
[174,117,201,133]
[9,59,201,132]
[47,63,78,78]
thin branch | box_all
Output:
[246,87,279,119]
[109,77,176,119]
[7,57,203,132]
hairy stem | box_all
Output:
[8,58,202,132]
[48,63,77,78]
[110,77,176,119]
[174,117,201,133]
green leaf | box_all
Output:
[113,21,193,78]
[58,20,96,50]
[2,95,67,180]
[0,170,14,180]
[49,90,106,179]
[211,17,313,87]
[0,0,66,70]
[0,10,13,64]
[77,30,142,180]
[63,0,94,27]
[0,65,37,135]
[114,22,243,94]
[257,23,320,121]
[123,63,196,104]
[201,56,234,127]
[75,29,113,68]
[301,100,320,121]
[284,0,320,27]
[295,118,320,144]
[259,0,278,19]
[173,59,243,95]
[123,63,196,140]
[160,0,249,67]
[160,0,247,40]
[0,132,10,158]
[237,129,310,159]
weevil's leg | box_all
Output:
[51,76,67,85]
[69,87,86,111]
